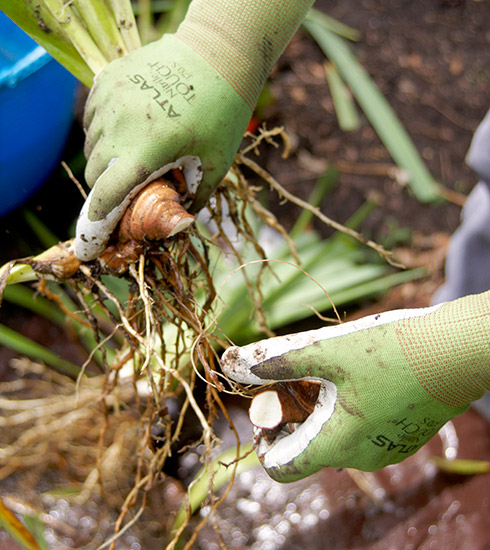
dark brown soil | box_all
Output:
[310,408,490,550]
[264,0,489,242]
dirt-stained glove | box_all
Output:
[75,0,314,261]
[221,291,490,482]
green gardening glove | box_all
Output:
[75,0,314,260]
[221,291,490,482]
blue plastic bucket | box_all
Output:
[0,11,79,217]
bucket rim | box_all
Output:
[0,45,52,88]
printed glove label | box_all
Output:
[129,61,198,118]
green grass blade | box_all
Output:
[171,443,258,542]
[2,285,66,326]
[0,1,95,86]
[431,457,490,475]
[325,267,426,307]
[305,8,361,41]
[264,199,379,308]
[0,496,42,550]
[22,210,59,249]
[264,266,425,328]
[324,62,361,132]
[42,281,118,367]
[304,18,441,202]
[21,515,49,550]
[0,323,81,377]
[290,166,339,240]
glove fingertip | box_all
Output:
[74,205,112,261]
[221,346,267,385]
[222,336,324,384]
[74,170,130,261]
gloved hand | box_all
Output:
[75,0,314,261]
[221,291,490,482]
[75,34,250,261]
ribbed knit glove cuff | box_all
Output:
[176,0,314,110]
[397,290,490,408]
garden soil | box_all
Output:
[0,0,489,548]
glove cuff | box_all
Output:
[396,290,490,408]
[176,0,314,111]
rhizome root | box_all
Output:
[0,128,395,549]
